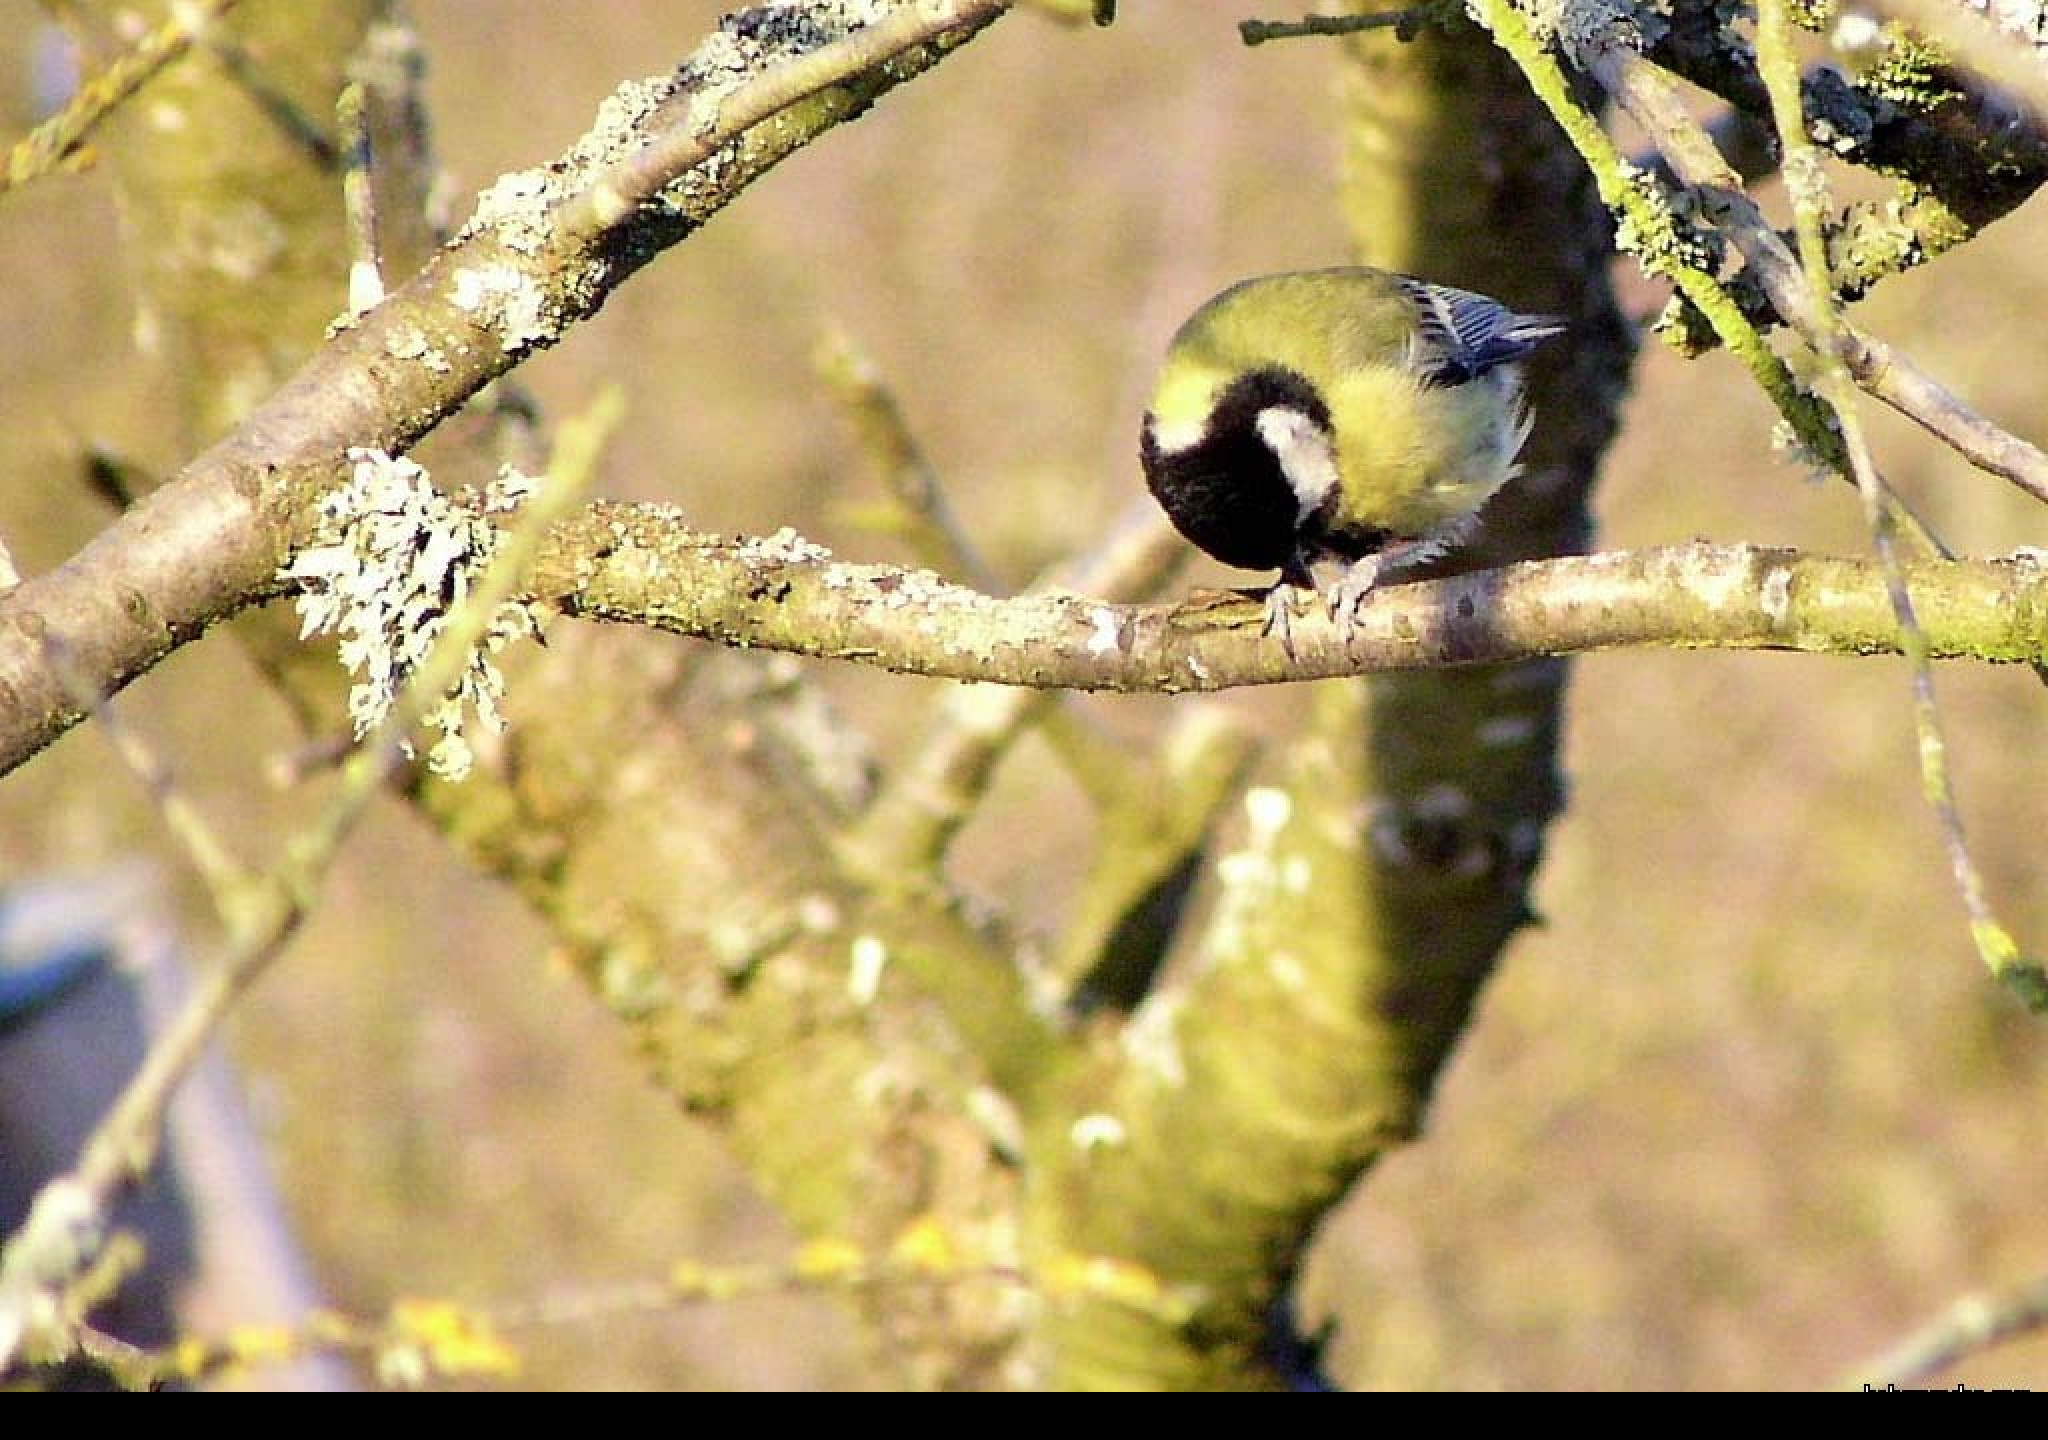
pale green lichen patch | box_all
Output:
[669,2,894,214]
[1840,21,1962,111]
[1196,783,1321,983]
[450,262,553,353]
[742,526,835,568]
[460,78,679,253]
[1084,606,1124,657]
[202,198,287,283]
[1613,168,1721,277]
[386,323,451,374]
[681,1,893,142]
[1759,558,1796,629]
[464,167,556,254]
[1770,412,1842,475]
[280,448,544,780]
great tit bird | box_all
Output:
[1139,267,1564,650]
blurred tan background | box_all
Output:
[1,0,2045,1389]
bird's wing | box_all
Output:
[1398,277,1565,386]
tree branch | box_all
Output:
[0,427,597,1376]
[1578,31,2048,505]
[1845,1270,2048,1388]
[0,0,250,195]
[540,517,2048,687]
[0,0,1015,781]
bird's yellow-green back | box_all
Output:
[1148,268,1422,439]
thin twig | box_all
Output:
[141,1227,1190,1388]
[50,646,252,909]
[815,329,1001,594]
[338,79,386,318]
[1240,9,1430,45]
[1844,1271,2048,1388]
[196,22,341,169]
[1757,0,2042,1007]
[1,0,248,196]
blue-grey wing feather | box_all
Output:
[1397,277,1565,386]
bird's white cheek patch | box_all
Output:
[1146,412,1207,454]
[1255,406,1340,522]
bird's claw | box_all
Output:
[1264,557,1386,658]
[1324,558,1382,647]
[1262,583,1303,660]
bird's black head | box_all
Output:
[1141,366,1330,574]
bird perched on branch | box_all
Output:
[1140,267,1564,652]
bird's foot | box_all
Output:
[1323,555,1385,646]
[1262,581,1306,660]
